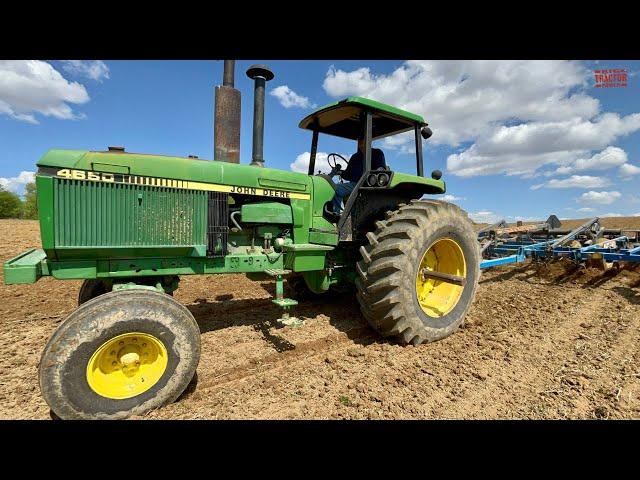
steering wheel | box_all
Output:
[327,153,349,170]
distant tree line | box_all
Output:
[0,183,38,219]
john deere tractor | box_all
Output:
[3,62,479,419]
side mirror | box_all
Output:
[421,126,433,140]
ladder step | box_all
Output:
[272,298,298,307]
[264,269,292,277]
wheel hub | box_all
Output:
[86,332,168,400]
[415,238,467,318]
[119,351,141,376]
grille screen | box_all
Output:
[53,179,208,247]
[207,192,229,257]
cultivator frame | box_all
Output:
[479,216,640,270]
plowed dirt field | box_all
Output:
[1,219,639,419]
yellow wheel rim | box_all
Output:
[415,238,467,318]
[86,332,168,400]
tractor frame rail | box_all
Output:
[478,216,640,270]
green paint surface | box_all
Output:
[241,202,293,224]
[38,150,313,192]
[9,100,449,287]
[300,96,425,127]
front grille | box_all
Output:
[207,192,229,257]
[53,178,207,247]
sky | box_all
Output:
[1,59,639,222]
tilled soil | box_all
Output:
[1,219,639,419]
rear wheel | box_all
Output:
[356,200,479,345]
[40,289,200,419]
[287,274,325,301]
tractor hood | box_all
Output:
[37,149,312,199]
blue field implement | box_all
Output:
[478,216,640,270]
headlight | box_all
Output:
[376,172,390,187]
[367,173,378,186]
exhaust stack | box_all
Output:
[214,60,241,163]
[246,64,274,167]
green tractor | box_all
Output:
[4,62,479,419]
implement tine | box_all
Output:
[551,217,599,249]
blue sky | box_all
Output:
[1,60,639,222]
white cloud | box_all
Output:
[322,61,640,178]
[506,215,539,222]
[577,207,595,213]
[440,194,465,202]
[554,166,573,175]
[446,116,640,177]
[552,146,628,175]
[468,210,502,224]
[62,60,110,82]
[270,85,314,109]
[0,171,35,194]
[577,190,621,205]
[619,163,640,178]
[291,151,348,174]
[0,60,90,124]
[532,175,610,190]
[601,212,623,217]
[448,147,582,178]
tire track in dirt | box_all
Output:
[535,283,640,419]
[192,327,376,392]
[443,262,640,418]
[453,280,613,418]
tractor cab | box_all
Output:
[299,97,440,239]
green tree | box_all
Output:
[22,182,38,219]
[0,186,23,218]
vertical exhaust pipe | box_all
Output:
[246,64,274,167]
[214,60,241,163]
[223,59,235,87]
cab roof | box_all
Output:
[298,96,426,140]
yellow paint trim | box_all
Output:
[185,181,310,200]
[53,168,311,200]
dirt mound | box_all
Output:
[1,219,639,419]
[560,216,640,231]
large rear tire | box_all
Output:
[356,200,479,345]
[40,290,200,420]
[287,274,326,301]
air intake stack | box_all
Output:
[246,64,274,167]
[214,60,241,163]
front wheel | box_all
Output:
[356,200,479,345]
[39,290,201,419]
